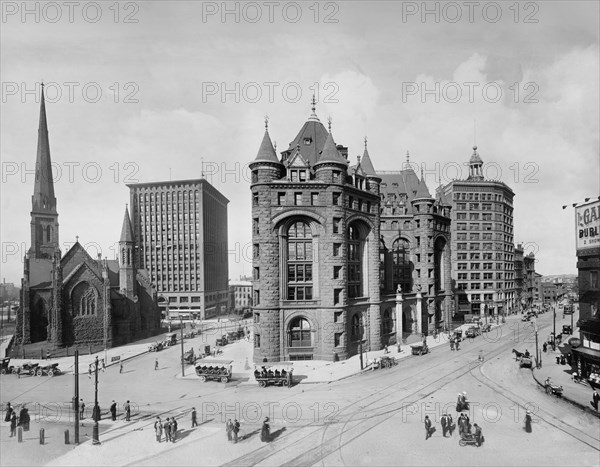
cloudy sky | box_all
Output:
[1,0,598,285]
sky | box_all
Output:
[1,0,599,286]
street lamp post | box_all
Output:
[180,317,185,377]
[92,356,100,445]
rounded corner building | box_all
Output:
[250,103,452,363]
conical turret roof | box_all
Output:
[253,129,281,164]
[120,206,134,243]
[315,132,347,166]
[360,140,378,177]
[414,175,433,199]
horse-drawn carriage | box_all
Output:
[194,360,233,383]
[254,365,293,388]
[544,378,563,397]
[411,342,429,356]
[512,349,533,368]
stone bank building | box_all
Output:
[250,106,452,363]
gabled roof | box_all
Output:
[253,129,281,164]
[314,132,347,166]
[120,206,134,243]
[286,147,309,168]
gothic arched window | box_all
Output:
[72,282,98,317]
[351,314,361,341]
[382,308,393,335]
[286,221,313,300]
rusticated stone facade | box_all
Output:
[250,107,452,363]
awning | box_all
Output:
[572,346,600,363]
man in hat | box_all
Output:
[440,413,448,437]
[110,400,117,421]
[191,407,198,427]
[424,415,433,440]
[473,423,483,446]
[154,417,163,442]
[226,419,233,441]
[592,390,600,411]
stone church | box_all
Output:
[250,102,452,363]
[17,85,161,348]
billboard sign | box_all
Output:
[575,200,600,253]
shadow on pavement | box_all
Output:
[239,428,260,442]
[270,427,286,441]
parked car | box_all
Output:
[164,333,177,346]
[562,324,573,335]
[0,358,14,375]
[481,323,492,333]
[465,326,481,338]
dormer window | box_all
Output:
[304,138,312,145]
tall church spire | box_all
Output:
[29,83,59,260]
[32,83,57,214]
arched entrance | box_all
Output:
[30,296,48,342]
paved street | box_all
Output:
[1,311,598,466]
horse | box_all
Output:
[512,349,524,360]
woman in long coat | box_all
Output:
[4,403,12,422]
[524,411,532,433]
[261,417,270,442]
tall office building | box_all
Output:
[128,179,229,319]
[440,146,516,319]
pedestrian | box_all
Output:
[124,400,131,421]
[473,423,483,447]
[80,399,85,419]
[191,407,198,427]
[447,413,455,436]
[261,417,270,443]
[171,417,178,442]
[88,365,92,379]
[154,417,163,442]
[4,402,12,422]
[450,338,455,351]
[120,362,123,373]
[592,390,600,411]
[110,400,117,421]
[164,418,171,442]
[9,411,17,437]
[458,413,465,436]
[542,342,547,353]
[456,393,463,412]
[424,415,434,440]
[455,339,460,351]
[16,366,21,378]
[524,410,532,433]
[464,413,471,434]
[46,349,50,359]
[101,359,106,372]
[232,419,240,443]
[226,419,233,441]
[440,413,448,437]
[155,358,159,371]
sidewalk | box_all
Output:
[532,346,600,418]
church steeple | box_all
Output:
[29,83,59,260]
[32,83,57,214]
[119,205,136,297]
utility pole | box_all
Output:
[553,300,556,344]
[359,319,364,370]
[180,317,185,377]
[92,356,100,445]
[74,350,79,444]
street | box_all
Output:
[1,308,598,466]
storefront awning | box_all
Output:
[572,346,600,363]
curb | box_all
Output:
[531,368,600,419]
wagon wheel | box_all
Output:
[259,380,267,388]
[459,439,467,447]
[0,369,6,375]
[282,379,288,386]
[199,375,206,382]
[36,369,43,377]
[220,376,229,384]
[48,369,54,377]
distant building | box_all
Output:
[127,179,229,320]
[0,281,19,301]
[229,279,253,313]
[523,253,536,306]
[532,272,542,302]
[514,245,524,309]
[440,146,516,319]
[18,86,161,347]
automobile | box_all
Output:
[163,333,177,346]
[465,326,481,338]
[562,324,573,335]
[519,357,533,368]
[0,358,14,375]
[521,315,530,322]
[17,362,39,376]
[481,323,492,333]
[148,342,164,352]
[36,363,61,377]
[195,360,233,383]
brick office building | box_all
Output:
[127,179,229,320]
[18,86,161,347]
[440,147,516,320]
[249,105,452,363]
